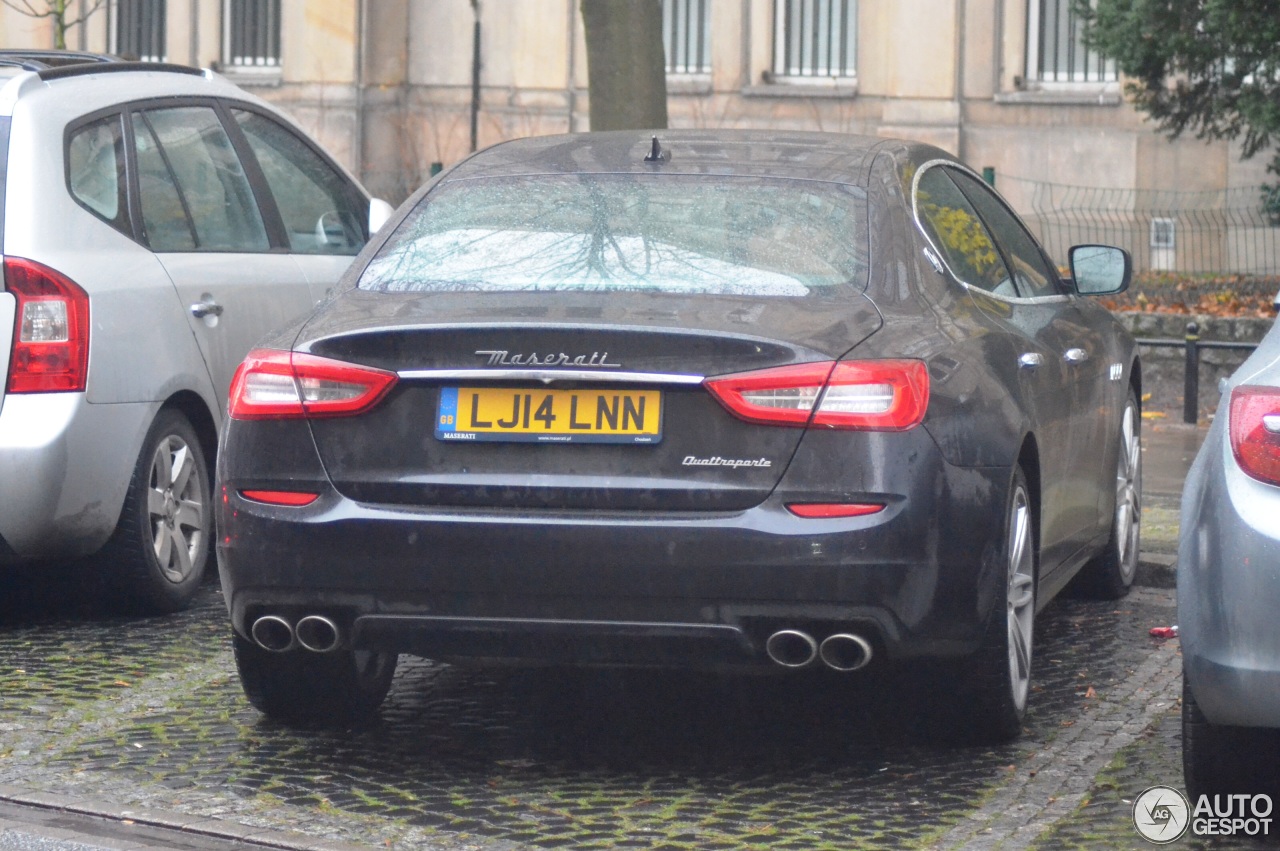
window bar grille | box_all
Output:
[230,0,280,67]
[776,0,855,78]
[1034,0,1114,82]
[664,0,709,74]
[117,0,165,62]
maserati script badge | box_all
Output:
[475,350,622,368]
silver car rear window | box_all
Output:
[359,174,869,298]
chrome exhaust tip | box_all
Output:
[819,633,873,672]
[765,629,819,668]
[250,615,295,653]
[295,615,341,653]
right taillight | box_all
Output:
[228,348,397,420]
[5,257,91,393]
[1230,385,1280,486]
[705,359,929,431]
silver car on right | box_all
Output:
[1180,314,1280,798]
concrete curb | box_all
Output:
[0,786,373,851]
[942,587,1183,849]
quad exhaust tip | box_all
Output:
[250,614,342,653]
[250,615,295,653]
[765,629,819,668]
[766,629,874,671]
[295,615,341,653]
[819,633,873,672]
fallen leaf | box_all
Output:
[1085,686,1097,699]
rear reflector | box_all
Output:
[240,489,320,506]
[5,257,90,393]
[1230,386,1280,487]
[786,503,885,518]
[705,360,929,431]
[228,349,397,420]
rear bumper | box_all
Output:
[1179,423,1280,728]
[218,462,1011,669]
[0,393,149,562]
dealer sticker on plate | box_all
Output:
[436,386,662,444]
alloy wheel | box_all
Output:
[1114,401,1141,583]
[146,435,206,584]
[1006,484,1035,713]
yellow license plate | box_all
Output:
[436,386,662,444]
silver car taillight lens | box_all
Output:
[5,257,90,394]
[1229,385,1280,486]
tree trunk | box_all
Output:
[53,0,68,49]
[580,0,668,132]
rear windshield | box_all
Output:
[359,174,868,298]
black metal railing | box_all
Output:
[1003,176,1280,276]
[1135,322,1260,424]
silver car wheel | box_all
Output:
[146,435,206,584]
[1006,483,1035,714]
[1114,400,1141,583]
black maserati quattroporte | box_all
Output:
[217,131,1141,741]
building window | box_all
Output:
[772,0,857,79]
[114,0,166,62]
[225,0,281,67]
[663,0,710,75]
[1026,0,1116,83]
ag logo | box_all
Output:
[1133,785,1190,843]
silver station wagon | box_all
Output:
[0,51,389,612]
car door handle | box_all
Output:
[1063,348,1088,364]
[190,300,224,319]
[1018,353,1043,370]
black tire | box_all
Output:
[100,409,211,614]
[1183,674,1280,800]
[1075,389,1141,599]
[233,631,397,726]
[953,466,1037,744]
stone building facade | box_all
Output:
[3,0,1271,268]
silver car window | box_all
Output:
[68,115,128,233]
[231,108,365,256]
[134,116,197,251]
[136,106,269,252]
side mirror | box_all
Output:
[1069,244,1132,296]
[369,198,395,235]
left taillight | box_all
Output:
[1230,385,1280,486]
[228,348,397,420]
[705,359,929,431]
[5,257,90,394]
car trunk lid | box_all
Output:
[301,289,882,511]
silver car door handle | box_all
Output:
[190,300,224,319]
[1018,353,1043,370]
[1063,348,1088,364]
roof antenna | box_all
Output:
[643,135,665,163]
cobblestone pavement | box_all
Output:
[0,574,1185,850]
[0,427,1214,850]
